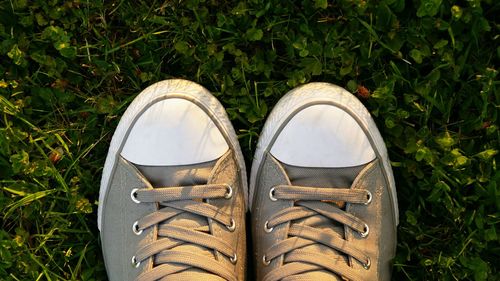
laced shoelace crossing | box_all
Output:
[262,184,372,281]
[130,183,238,281]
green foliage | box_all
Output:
[0,0,498,280]
[417,0,443,17]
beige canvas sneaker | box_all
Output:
[98,79,247,281]
[249,82,399,281]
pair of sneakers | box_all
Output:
[97,79,399,281]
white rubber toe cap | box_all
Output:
[270,104,375,167]
[121,98,229,166]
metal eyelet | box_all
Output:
[130,188,141,204]
[363,257,371,270]
[131,256,141,268]
[226,218,236,232]
[230,253,237,264]
[262,255,270,266]
[269,187,277,201]
[360,223,370,238]
[132,221,143,235]
[224,185,233,199]
[364,190,372,205]
[264,221,274,233]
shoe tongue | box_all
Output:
[135,160,224,280]
[281,162,367,280]
[135,160,216,187]
[281,163,365,188]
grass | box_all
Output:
[0,0,498,280]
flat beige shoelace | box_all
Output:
[263,184,372,281]
[130,184,238,281]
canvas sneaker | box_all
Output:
[98,79,247,281]
[249,82,399,281]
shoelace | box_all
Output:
[262,184,372,281]
[130,183,238,281]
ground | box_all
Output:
[0,0,498,280]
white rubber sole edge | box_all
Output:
[97,79,248,230]
[249,82,399,225]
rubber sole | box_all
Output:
[249,82,399,225]
[97,79,248,230]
